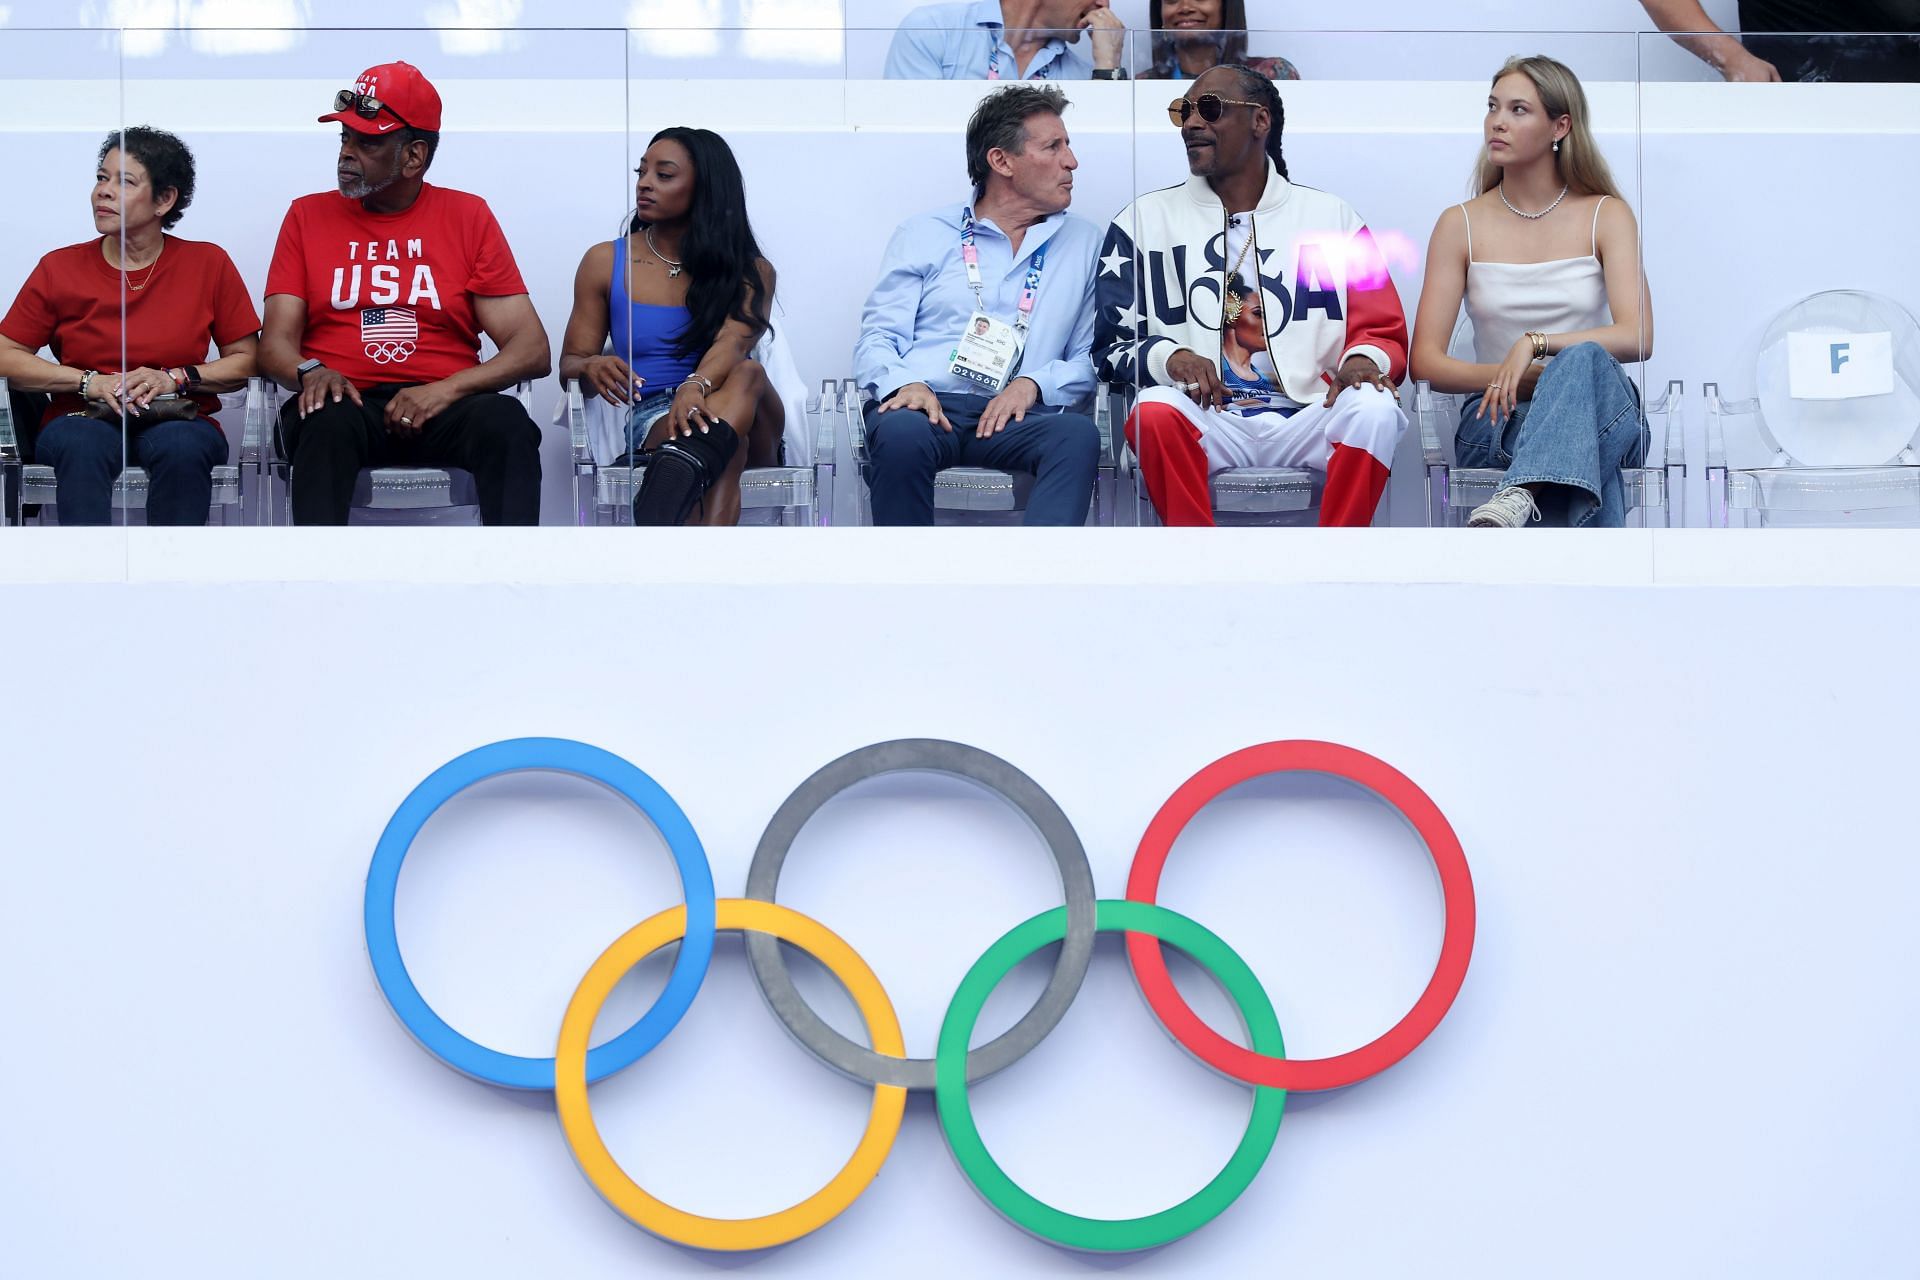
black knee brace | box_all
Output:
[631,417,739,525]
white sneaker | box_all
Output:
[1467,487,1541,528]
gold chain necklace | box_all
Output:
[115,238,165,292]
[1221,217,1258,324]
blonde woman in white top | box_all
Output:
[1411,55,1655,527]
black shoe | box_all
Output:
[631,416,739,525]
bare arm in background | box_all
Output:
[1639,0,1783,80]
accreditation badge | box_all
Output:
[948,310,1024,393]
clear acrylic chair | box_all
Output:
[560,348,835,527]
[0,375,260,525]
[255,376,534,526]
[1104,380,1324,527]
[1413,312,1681,527]
[1704,290,1920,528]
[845,379,1112,526]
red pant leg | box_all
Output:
[1318,442,1390,527]
[1125,402,1215,527]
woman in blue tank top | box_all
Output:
[559,127,779,524]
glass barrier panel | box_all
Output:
[622,23,850,526]
[846,16,1135,82]
[14,7,1916,533]
[1115,29,1641,528]
[1640,30,1920,528]
[0,27,129,532]
[106,21,629,526]
[834,28,1140,527]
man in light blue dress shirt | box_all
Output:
[854,85,1105,525]
[885,0,1128,80]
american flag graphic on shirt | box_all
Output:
[361,306,418,342]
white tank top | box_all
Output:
[1460,196,1613,364]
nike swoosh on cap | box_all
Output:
[375,122,399,132]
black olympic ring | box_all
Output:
[743,738,1098,1090]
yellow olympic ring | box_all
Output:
[554,898,908,1251]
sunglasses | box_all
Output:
[1167,94,1263,127]
[333,89,412,130]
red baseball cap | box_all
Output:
[318,60,443,135]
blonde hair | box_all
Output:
[1473,55,1623,202]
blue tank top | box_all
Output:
[609,236,698,390]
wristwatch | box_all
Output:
[295,358,324,383]
[1091,67,1126,80]
[184,364,203,388]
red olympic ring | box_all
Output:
[1125,740,1474,1092]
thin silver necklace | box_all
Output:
[1499,183,1569,220]
[643,225,683,278]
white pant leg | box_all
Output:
[1133,386,1314,473]
[1278,384,1409,471]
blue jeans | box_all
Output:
[620,389,678,459]
[865,392,1099,526]
[1455,341,1649,528]
[34,413,229,526]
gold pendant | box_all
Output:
[1223,289,1243,325]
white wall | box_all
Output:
[1,530,1917,1277]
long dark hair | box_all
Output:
[629,126,772,359]
[1145,0,1249,78]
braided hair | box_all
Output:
[1221,64,1287,180]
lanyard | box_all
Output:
[961,209,1047,333]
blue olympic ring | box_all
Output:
[364,737,717,1090]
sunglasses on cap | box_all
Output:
[333,89,413,130]
[1167,94,1263,127]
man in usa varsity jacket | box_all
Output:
[1094,64,1410,526]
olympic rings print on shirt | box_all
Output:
[364,340,415,363]
[364,736,1475,1254]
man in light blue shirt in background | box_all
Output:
[854,85,1105,525]
[885,0,1128,80]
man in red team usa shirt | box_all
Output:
[258,61,551,524]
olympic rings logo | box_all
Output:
[364,737,1475,1255]
[364,340,416,363]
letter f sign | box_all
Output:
[1831,342,1852,375]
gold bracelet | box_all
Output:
[1528,331,1548,361]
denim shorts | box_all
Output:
[622,389,677,458]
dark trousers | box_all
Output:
[277,383,542,525]
[865,393,1099,526]
[34,413,228,526]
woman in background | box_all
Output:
[1138,0,1299,81]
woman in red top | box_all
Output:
[0,127,259,524]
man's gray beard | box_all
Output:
[339,170,401,201]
